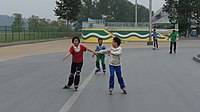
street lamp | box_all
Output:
[147,0,153,45]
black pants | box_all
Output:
[67,62,83,87]
[170,42,176,53]
[153,39,158,48]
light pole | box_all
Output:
[135,0,138,27]
[147,0,153,45]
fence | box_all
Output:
[0,26,67,43]
[179,28,200,38]
[105,22,149,28]
[82,22,149,28]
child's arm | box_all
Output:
[103,45,110,56]
[63,52,71,61]
[110,48,122,56]
[92,52,97,58]
[92,48,98,58]
[98,49,109,54]
[167,35,170,40]
[87,48,98,55]
[92,54,95,58]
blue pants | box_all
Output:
[109,65,126,89]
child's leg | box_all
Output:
[74,62,83,88]
[115,66,126,89]
[153,38,156,48]
[67,62,76,87]
[96,55,101,71]
[155,39,158,48]
[169,42,173,53]
[174,42,177,53]
[101,55,106,72]
[109,65,115,89]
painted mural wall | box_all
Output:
[81,28,177,43]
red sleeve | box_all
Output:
[69,46,74,53]
[80,45,87,51]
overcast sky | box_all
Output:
[0,0,165,20]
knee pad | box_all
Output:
[76,71,81,76]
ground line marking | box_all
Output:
[59,57,108,112]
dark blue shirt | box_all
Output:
[96,45,107,52]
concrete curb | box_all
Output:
[193,54,200,63]
[0,38,65,47]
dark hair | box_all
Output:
[72,36,80,43]
[113,37,121,46]
[98,38,103,41]
[154,29,156,31]
[173,30,175,32]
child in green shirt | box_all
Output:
[168,30,178,54]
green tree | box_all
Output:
[38,18,50,29]
[191,0,200,28]
[57,19,67,29]
[163,0,178,24]
[137,5,149,22]
[80,0,150,22]
[54,0,82,31]
[28,15,68,31]
[163,0,200,36]
[28,16,51,30]
[49,20,67,30]
[177,0,192,36]
[82,0,96,19]
[12,13,24,32]
[50,20,59,29]
[28,15,40,30]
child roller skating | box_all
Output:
[98,37,127,95]
[63,36,97,91]
[94,38,107,75]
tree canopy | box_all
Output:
[12,13,25,31]
[54,0,82,30]
[28,15,67,30]
[163,0,200,33]
[80,0,150,22]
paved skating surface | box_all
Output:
[0,46,200,112]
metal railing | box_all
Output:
[82,22,149,28]
[179,28,200,38]
[105,22,149,28]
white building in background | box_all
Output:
[152,7,176,29]
[152,8,170,24]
